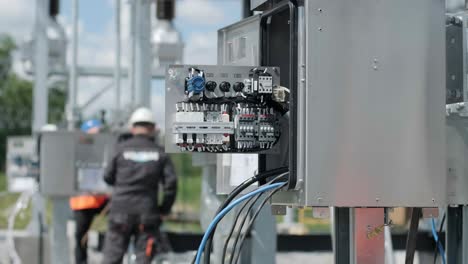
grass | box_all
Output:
[0,171,6,191]
[0,156,205,232]
[0,192,32,229]
[0,162,334,235]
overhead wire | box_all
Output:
[194,182,287,264]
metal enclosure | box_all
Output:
[40,132,115,196]
[446,12,468,106]
[6,136,37,192]
[276,0,447,207]
[217,15,262,194]
[447,117,468,205]
[218,15,261,67]
[445,10,468,205]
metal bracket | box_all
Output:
[271,204,287,215]
[421,207,439,218]
[312,207,330,219]
[173,122,234,134]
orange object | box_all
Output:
[145,237,155,257]
[69,194,108,211]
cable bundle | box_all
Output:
[193,167,289,264]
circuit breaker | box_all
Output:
[165,65,287,153]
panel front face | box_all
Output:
[40,132,115,196]
[446,117,468,205]
[40,132,75,196]
[165,65,286,154]
[302,0,446,207]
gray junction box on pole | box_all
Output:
[40,132,116,197]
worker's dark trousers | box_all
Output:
[74,204,107,264]
[102,213,162,264]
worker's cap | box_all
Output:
[80,119,102,132]
[129,107,155,126]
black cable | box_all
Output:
[227,173,288,264]
[231,182,287,264]
[192,167,289,264]
[405,208,422,264]
[221,193,263,263]
[433,213,446,264]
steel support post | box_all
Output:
[334,207,351,264]
[134,0,152,108]
[354,208,385,264]
[66,0,79,130]
[447,206,463,264]
[29,0,48,250]
[51,198,70,264]
[114,0,122,122]
[334,208,386,264]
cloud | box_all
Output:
[183,31,218,65]
[177,0,225,26]
[2,0,239,124]
[0,0,34,41]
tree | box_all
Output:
[0,34,66,169]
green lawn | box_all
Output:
[0,159,204,232]
[0,171,6,191]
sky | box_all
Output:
[0,0,242,127]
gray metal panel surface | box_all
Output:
[446,0,467,12]
[447,117,468,205]
[299,0,446,207]
[250,0,269,11]
[218,14,261,66]
[217,16,261,194]
[40,132,116,196]
[40,132,76,196]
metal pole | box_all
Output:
[354,208,384,264]
[283,207,294,226]
[114,0,121,122]
[129,0,136,107]
[67,0,79,130]
[33,0,49,133]
[48,1,78,263]
[134,0,152,108]
[447,206,463,264]
[334,207,351,264]
[242,0,251,18]
[29,0,49,244]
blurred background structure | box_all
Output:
[0,1,451,264]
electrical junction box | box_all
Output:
[445,11,468,205]
[40,132,116,197]
[6,136,37,192]
[270,0,447,207]
[165,65,287,154]
[446,116,468,205]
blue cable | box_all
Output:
[195,182,286,264]
[431,218,446,264]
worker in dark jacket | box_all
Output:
[102,107,177,264]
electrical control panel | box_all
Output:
[165,65,287,153]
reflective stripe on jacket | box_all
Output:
[69,194,109,211]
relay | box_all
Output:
[165,65,286,153]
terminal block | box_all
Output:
[165,65,285,153]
